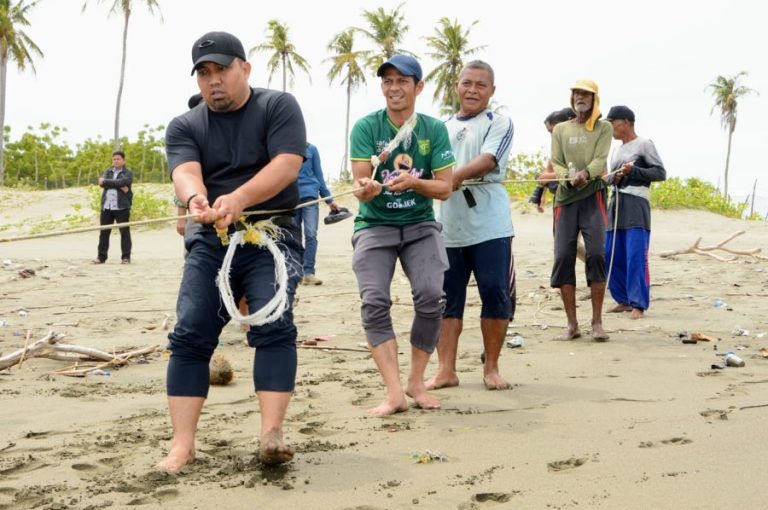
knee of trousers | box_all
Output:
[413,290,446,319]
[167,331,216,362]
[360,300,393,332]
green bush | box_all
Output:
[500,152,755,220]
[650,177,746,218]
[504,151,548,200]
[88,184,172,228]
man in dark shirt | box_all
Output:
[157,31,306,473]
[93,151,133,264]
[605,106,666,320]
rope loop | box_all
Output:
[216,219,290,327]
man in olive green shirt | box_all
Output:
[549,79,612,341]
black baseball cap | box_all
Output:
[606,105,635,122]
[376,54,423,82]
[191,31,246,75]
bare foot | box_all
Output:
[155,444,195,474]
[591,322,610,342]
[608,304,632,313]
[424,373,459,390]
[259,430,294,466]
[366,394,409,417]
[630,308,644,320]
[558,324,581,340]
[405,384,441,410]
[483,371,511,390]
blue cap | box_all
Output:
[377,55,422,82]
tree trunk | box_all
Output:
[282,53,287,92]
[723,124,734,199]
[0,54,8,186]
[750,179,757,217]
[341,79,352,182]
[114,8,132,152]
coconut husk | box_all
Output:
[209,354,234,386]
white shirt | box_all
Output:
[439,109,514,247]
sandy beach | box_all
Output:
[1,186,768,510]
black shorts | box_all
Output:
[551,191,607,287]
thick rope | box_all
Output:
[216,220,290,326]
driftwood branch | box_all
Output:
[0,330,158,375]
[53,344,160,378]
[659,230,768,261]
[0,331,64,370]
[298,345,370,353]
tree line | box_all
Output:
[0,1,757,191]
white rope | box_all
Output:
[606,185,620,285]
[370,111,418,180]
[216,229,289,327]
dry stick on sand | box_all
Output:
[0,331,158,374]
[659,230,768,262]
[17,330,33,369]
[0,331,65,370]
[53,345,159,377]
[298,345,370,353]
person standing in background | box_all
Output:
[295,142,339,285]
[93,151,133,264]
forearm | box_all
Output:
[454,153,497,182]
[632,165,666,182]
[411,169,452,201]
[172,164,207,205]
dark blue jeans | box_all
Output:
[166,225,302,397]
[294,198,320,276]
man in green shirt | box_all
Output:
[549,79,612,341]
[350,55,455,417]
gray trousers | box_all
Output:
[351,221,448,353]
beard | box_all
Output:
[207,97,236,112]
[574,101,592,114]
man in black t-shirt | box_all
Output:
[157,31,306,473]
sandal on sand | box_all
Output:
[592,332,610,342]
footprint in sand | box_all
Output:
[126,496,153,505]
[639,437,693,448]
[700,409,729,420]
[473,492,513,503]
[154,488,179,502]
[71,462,98,472]
[547,457,587,472]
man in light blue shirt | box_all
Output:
[428,61,515,391]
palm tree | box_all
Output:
[424,17,485,116]
[82,0,162,152]
[355,2,413,73]
[249,19,311,92]
[0,0,43,186]
[707,71,757,198]
[325,29,370,181]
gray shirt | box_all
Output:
[607,137,666,231]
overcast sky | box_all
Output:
[6,0,767,205]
